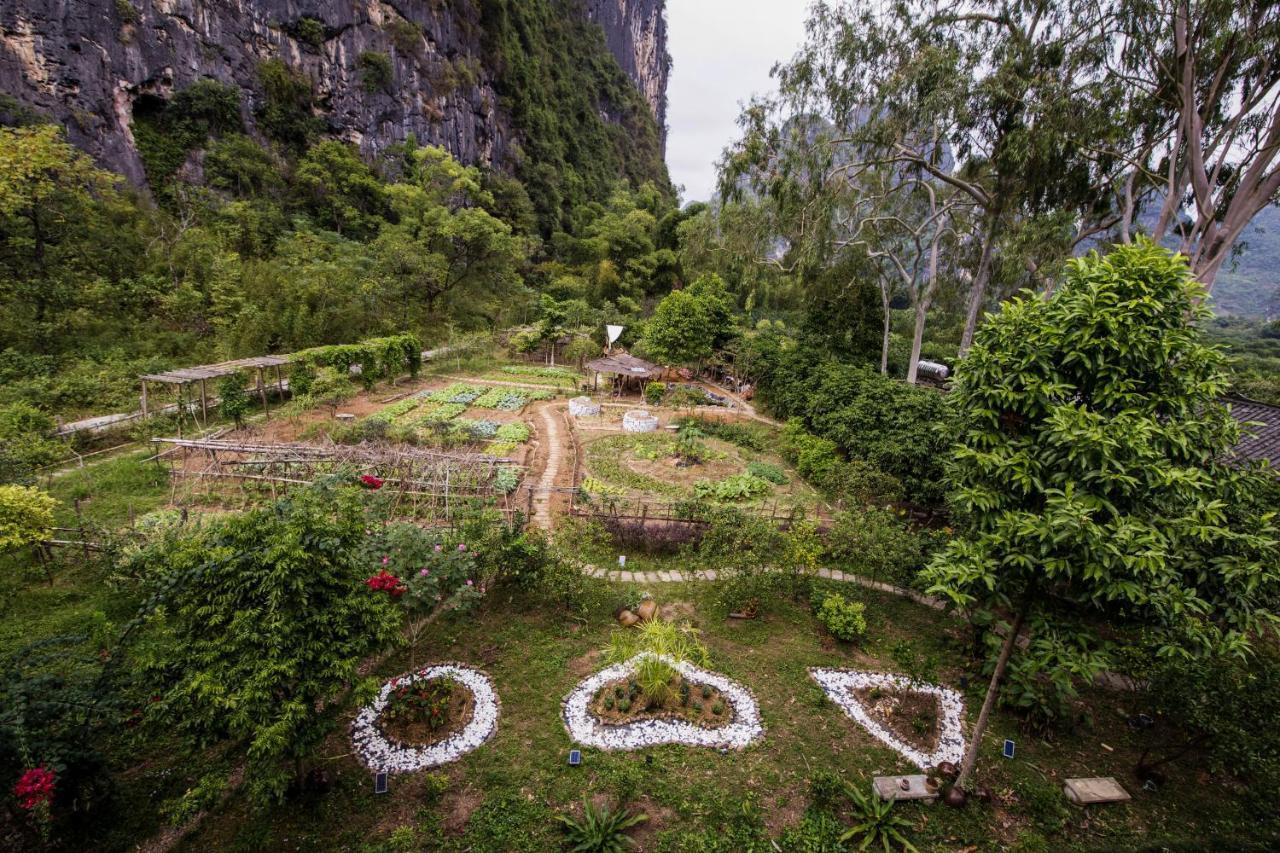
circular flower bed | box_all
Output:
[569,396,601,417]
[563,653,763,750]
[808,668,965,769]
[352,663,499,773]
[622,409,659,433]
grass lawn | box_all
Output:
[176,582,1263,852]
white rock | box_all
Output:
[809,668,966,770]
[351,663,499,773]
[562,653,764,751]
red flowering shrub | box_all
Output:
[359,474,385,489]
[13,767,56,810]
[366,569,405,598]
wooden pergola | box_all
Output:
[140,355,290,422]
[584,352,660,395]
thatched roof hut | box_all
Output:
[584,352,660,393]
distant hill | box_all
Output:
[1210,205,1280,319]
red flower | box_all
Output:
[13,767,55,810]
[360,474,385,490]
[366,569,406,598]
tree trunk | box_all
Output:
[959,215,999,357]
[955,607,1027,793]
[878,279,892,375]
[907,231,942,385]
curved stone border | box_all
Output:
[352,663,499,773]
[569,396,601,417]
[809,668,965,770]
[563,652,764,751]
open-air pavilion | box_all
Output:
[584,352,661,396]
[140,355,290,423]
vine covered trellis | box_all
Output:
[154,437,524,522]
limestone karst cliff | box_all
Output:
[0,0,670,194]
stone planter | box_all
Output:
[569,396,601,417]
[622,409,659,433]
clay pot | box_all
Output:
[618,609,640,627]
[943,786,968,808]
[637,598,657,621]
[936,761,958,780]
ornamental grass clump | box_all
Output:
[605,618,710,711]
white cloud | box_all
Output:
[666,0,812,204]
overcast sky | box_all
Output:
[666,0,812,205]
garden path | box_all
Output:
[531,403,569,530]
[579,563,947,610]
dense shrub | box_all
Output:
[825,507,938,587]
[780,419,903,506]
[815,591,868,641]
[750,344,950,505]
[1136,646,1280,807]
[693,508,785,616]
[643,381,666,405]
[0,402,66,482]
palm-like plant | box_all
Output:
[838,782,918,853]
[557,799,648,852]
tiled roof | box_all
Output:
[1228,396,1280,469]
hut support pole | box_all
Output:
[257,369,270,418]
[141,380,149,419]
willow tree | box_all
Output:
[923,240,1280,797]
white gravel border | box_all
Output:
[563,653,764,751]
[352,663,499,773]
[809,668,965,769]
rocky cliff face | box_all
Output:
[0,0,669,185]
[583,0,668,146]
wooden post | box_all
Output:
[141,380,149,418]
[199,378,209,424]
[275,364,284,399]
[257,369,270,418]
[73,498,91,563]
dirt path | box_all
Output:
[529,403,574,531]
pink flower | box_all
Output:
[419,569,428,577]
[466,579,473,586]
[479,586,486,594]
[433,544,442,553]
[381,556,389,565]
[457,543,467,552]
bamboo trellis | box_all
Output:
[154,437,523,521]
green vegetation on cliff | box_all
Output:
[481,0,671,233]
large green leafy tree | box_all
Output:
[639,277,737,367]
[374,145,526,324]
[924,240,1280,795]
[134,482,400,801]
[0,125,151,354]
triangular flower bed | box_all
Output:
[563,653,764,750]
[809,668,965,769]
[352,663,499,773]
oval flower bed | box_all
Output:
[808,668,965,770]
[352,663,499,773]
[563,653,763,751]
